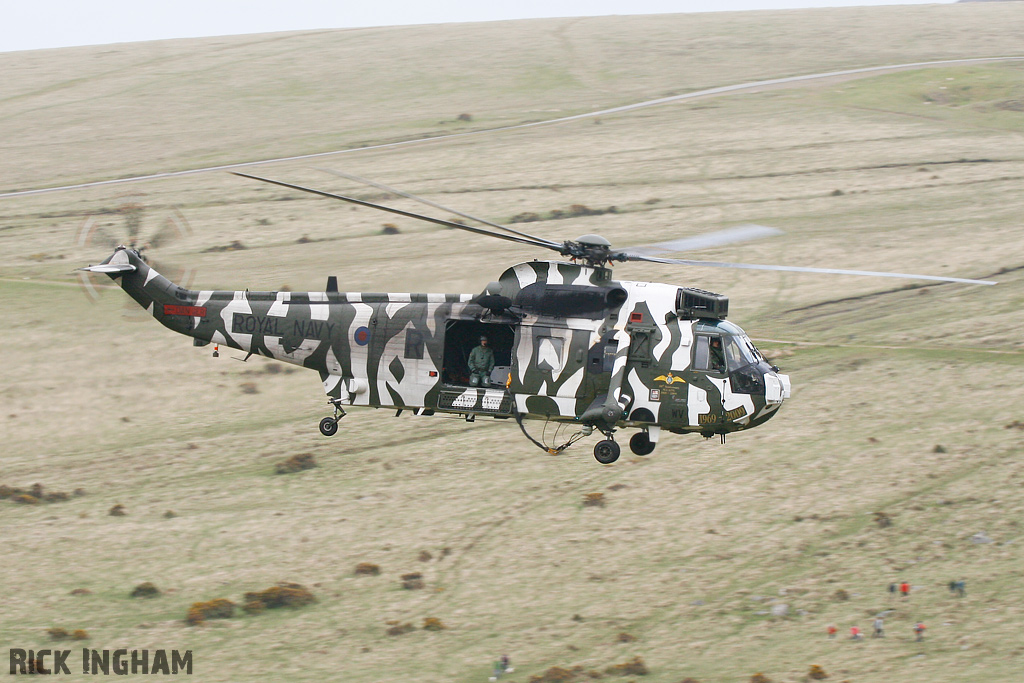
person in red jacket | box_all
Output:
[827,624,837,639]
[850,626,863,640]
[900,581,911,597]
[914,622,926,641]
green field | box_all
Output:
[2,4,1024,682]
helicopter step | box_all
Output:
[438,386,513,416]
[319,399,348,437]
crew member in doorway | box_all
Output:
[469,335,495,387]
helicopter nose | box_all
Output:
[765,371,791,404]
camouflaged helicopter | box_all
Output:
[82,172,996,463]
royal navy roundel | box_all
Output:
[354,326,370,346]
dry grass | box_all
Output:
[0,5,1023,683]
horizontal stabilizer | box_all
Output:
[79,263,137,274]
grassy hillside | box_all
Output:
[1,5,1023,682]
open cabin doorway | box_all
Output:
[442,320,515,387]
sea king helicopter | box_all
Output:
[82,172,996,463]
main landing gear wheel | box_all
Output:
[629,431,656,456]
[319,417,339,437]
[594,439,621,464]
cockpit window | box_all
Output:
[695,335,727,373]
[696,334,762,373]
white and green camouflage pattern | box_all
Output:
[85,247,792,450]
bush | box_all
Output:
[873,512,892,528]
[46,628,69,641]
[130,582,161,598]
[71,630,89,641]
[109,504,126,516]
[12,494,39,505]
[401,573,425,590]
[616,632,637,643]
[750,674,772,683]
[528,666,580,682]
[808,664,829,680]
[355,562,381,576]
[242,600,265,615]
[422,617,446,631]
[186,599,235,625]
[606,657,648,676]
[275,453,317,474]
[583,492,606,508]
[418,550,433,562]
[386,622,415,636]
[243,582,316,609]
[833,589,849,601]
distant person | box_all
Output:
[850,626,863,640]
[468,336,495,387]
[900,581,910,598]
[489,654,512,681]
[889,582,897,596]
[955,580,966,597]
[914,622,926,642]
[948,580,957,595]
[873,617,885,638]
[827,624,837,639]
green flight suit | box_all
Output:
[468,344,495,387]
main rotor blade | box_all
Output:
[628,255,998,285]
[613,224,783,257]
[232,172,564,253]
[319,167,564,248]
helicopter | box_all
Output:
[81,171,997,464]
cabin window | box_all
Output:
[404,329,424,360]
[535,336,564,373]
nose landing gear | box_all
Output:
[594,438,620,464]
[319,399,347,437]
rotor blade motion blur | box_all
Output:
[318,168,562,248]
[629,256,997,285]
[613,224,783,258]
[232,172,564,253]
